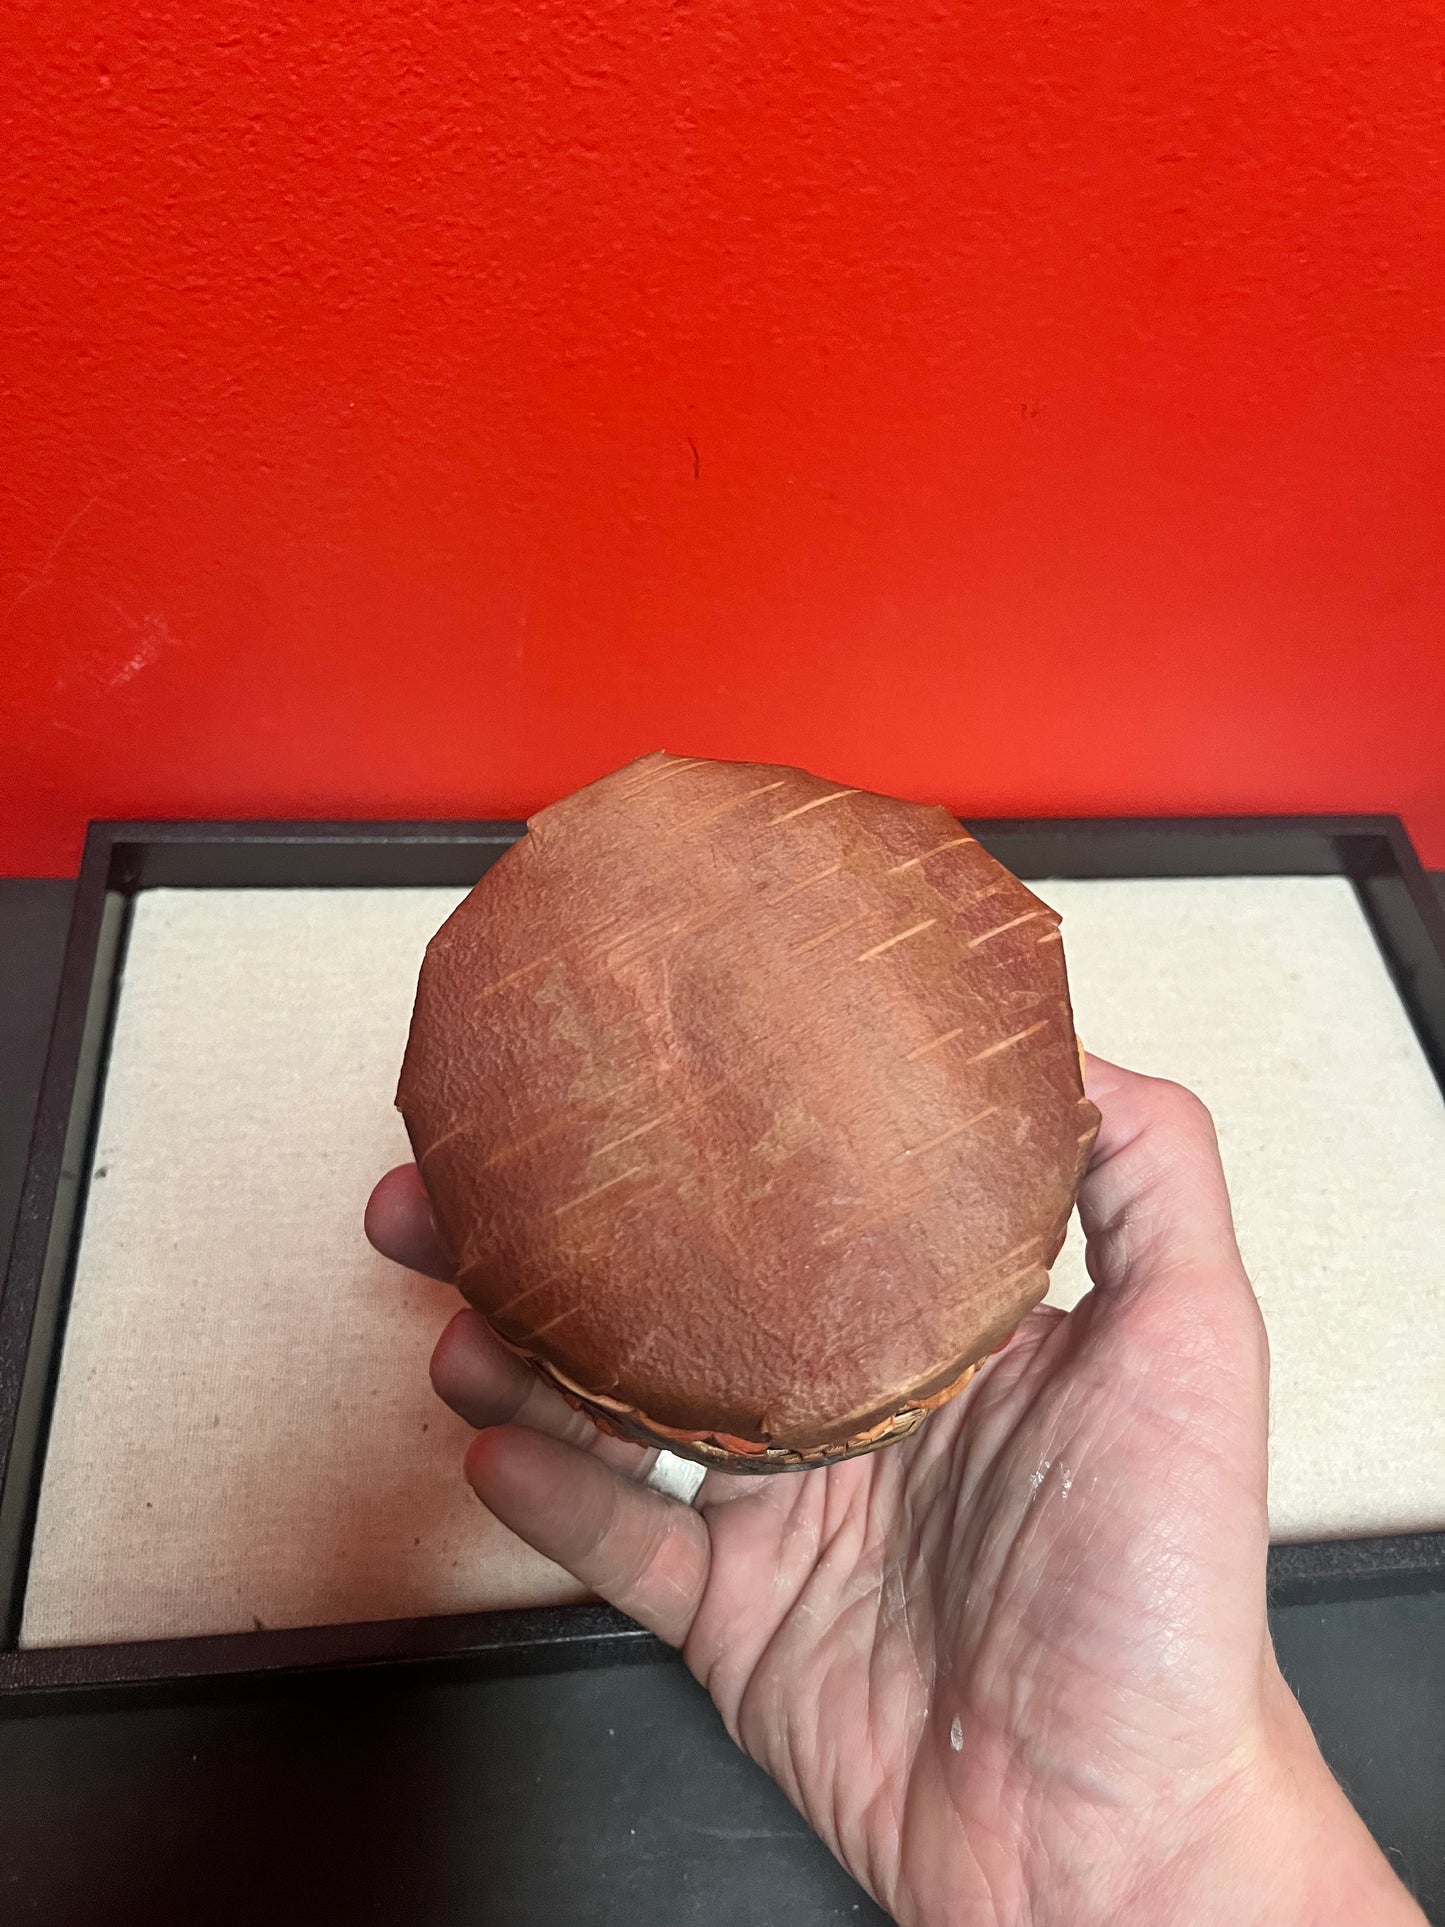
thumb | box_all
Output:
[1071,1059,1272,1542]
[1078,1056,1261,1339]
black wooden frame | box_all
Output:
[2,813,1444,1711]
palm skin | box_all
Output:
[366,1057,1419,1927]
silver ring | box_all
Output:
[643,1449,707,1505]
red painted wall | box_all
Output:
[4,1,1443,874]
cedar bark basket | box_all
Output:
[399,754,1099,1472]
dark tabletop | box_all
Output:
[0,878,1441,1926]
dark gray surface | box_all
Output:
[0,880,75,1274]
[0,1661,884,1927]
[1273,1593,1444,1913]
[1,876,1442,1924]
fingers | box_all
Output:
[365,1164,456,1282]
[466,1425,711,1647]
[438,1305,719,1643]
[373,1165,739,1496]
[366,1166,635,1453]
[431,1309,664,1485]
[432,1309,603,1450]
[1079,1055,1251,1305]
[433,1309,592,1443]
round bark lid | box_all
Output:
[398,753,1098,1469]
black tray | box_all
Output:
[3,813,1444,1712]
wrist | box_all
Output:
[1037,1673,1425,1927]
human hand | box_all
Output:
[366,1058,1423,1927]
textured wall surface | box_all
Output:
[3,1,1443,872]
